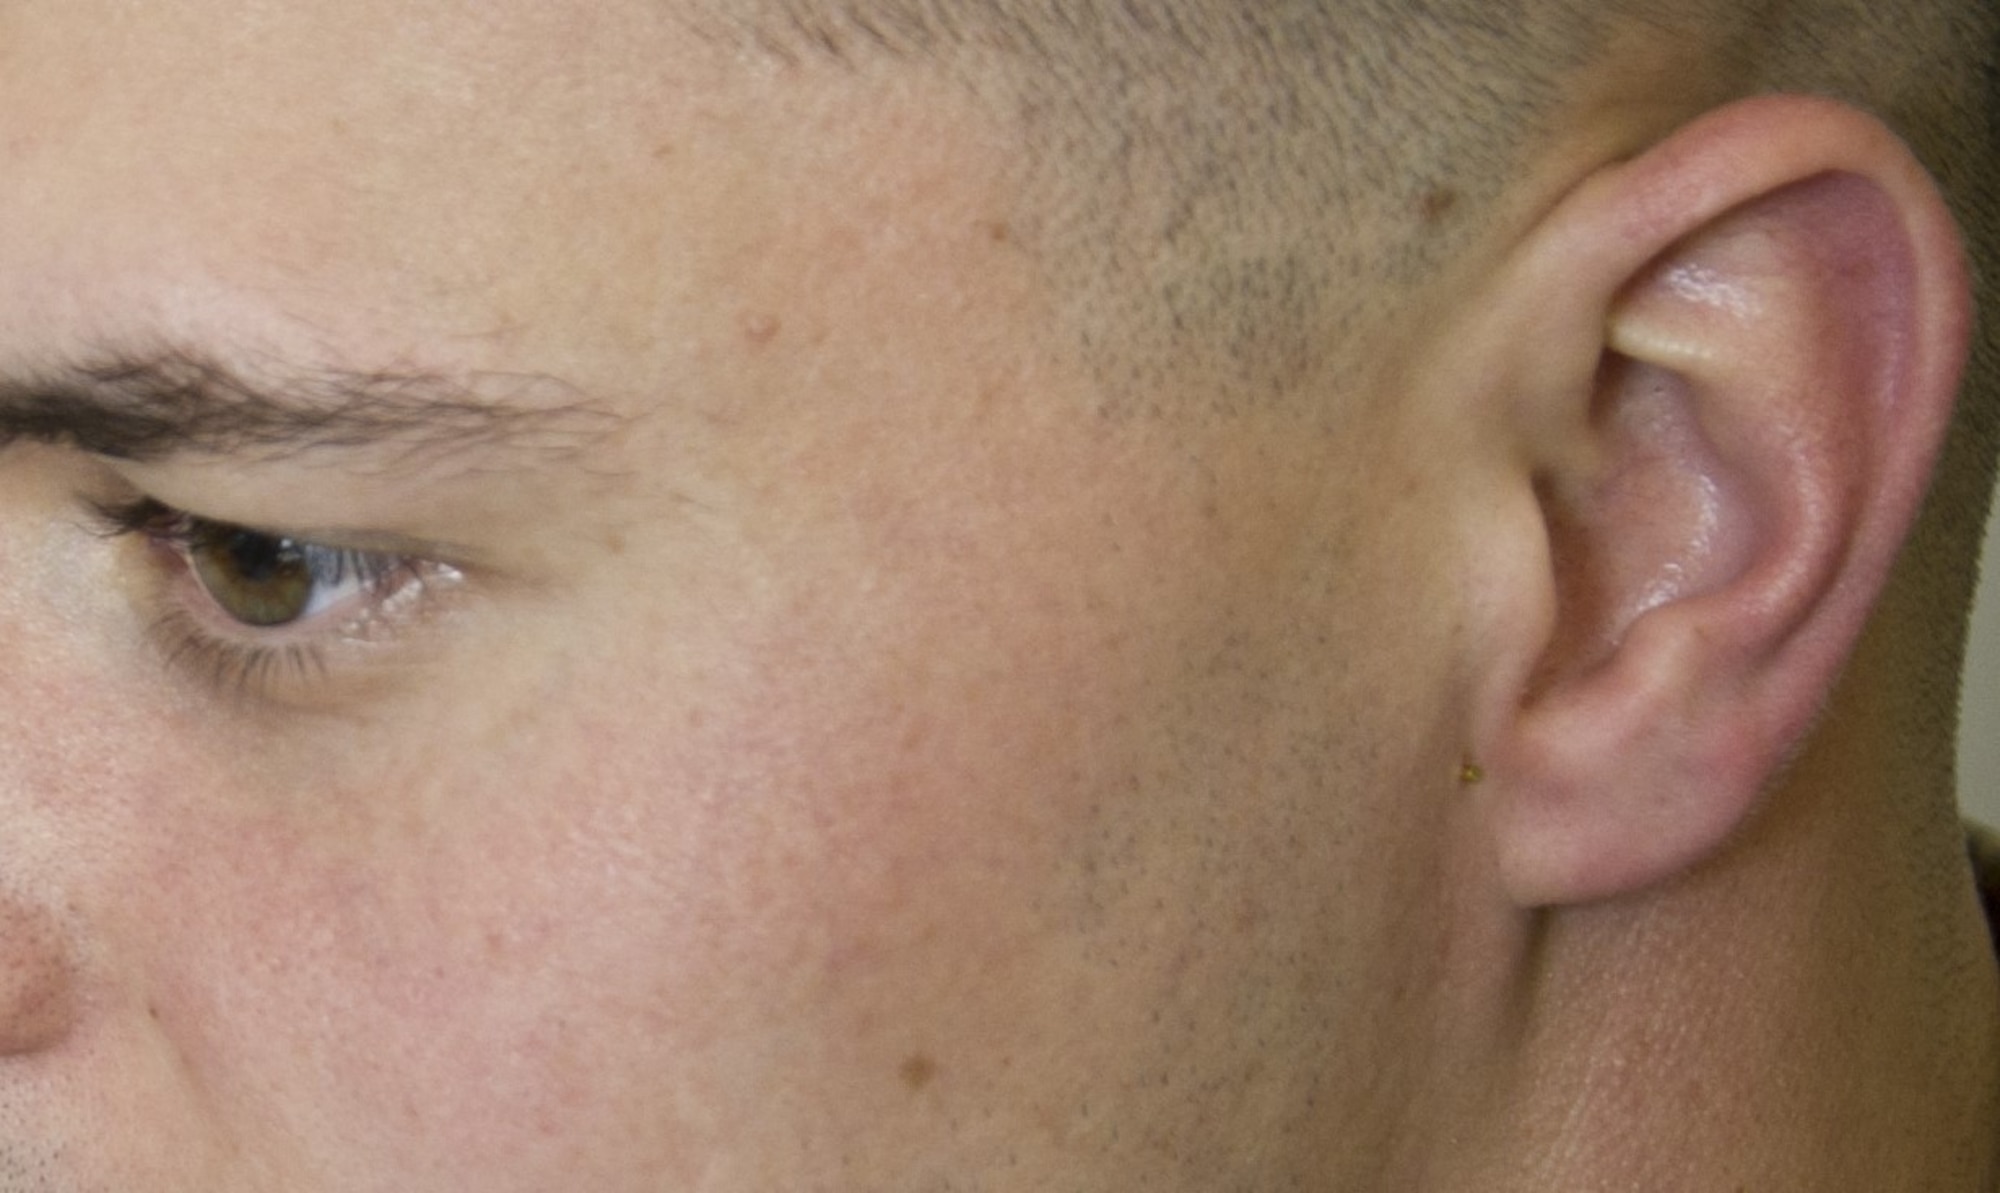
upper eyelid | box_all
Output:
[86,493,475,573]
[86,495,415,619]
[88,499,441,607]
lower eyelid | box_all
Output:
[148,560,467,705]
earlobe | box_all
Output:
[1460,98,1972,907]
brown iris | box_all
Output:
[186,525,317,628]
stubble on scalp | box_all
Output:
[669,0,1608,421]
[666,0,2000,750]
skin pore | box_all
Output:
[0,1,1995,1191]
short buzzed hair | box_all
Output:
[689,0,1999,765]
[682,3,1990,400]
[682,1,1620,411]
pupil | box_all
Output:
[222,530,297,583]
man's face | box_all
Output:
[0,2,1469,1187]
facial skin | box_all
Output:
[0,2,1481,1188]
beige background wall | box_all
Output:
[1962,494,2000,824]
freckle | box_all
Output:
[899,1053,938,1092]
[602,530,627,556]
[653,141,676,160]
[740,312,781,346]
[1418,186,1459,225]
[984,220,1011,244]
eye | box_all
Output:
[183,520,386,628]
[88,496,463,697]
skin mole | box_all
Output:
[1418,186,1460,226]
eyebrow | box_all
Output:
[0,347,620,467]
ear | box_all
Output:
[1446,96,1972,907]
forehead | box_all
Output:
[0,0,1028,408]
[0,2,677,340]
[0,0,688,210]
[0,0,696,154]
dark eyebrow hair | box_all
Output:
[0,347,621,466]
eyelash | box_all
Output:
[88,497,453,697]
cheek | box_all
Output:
[127,555,1154,1184]
[104,415,1448,1185]
[133,798,690,1183]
